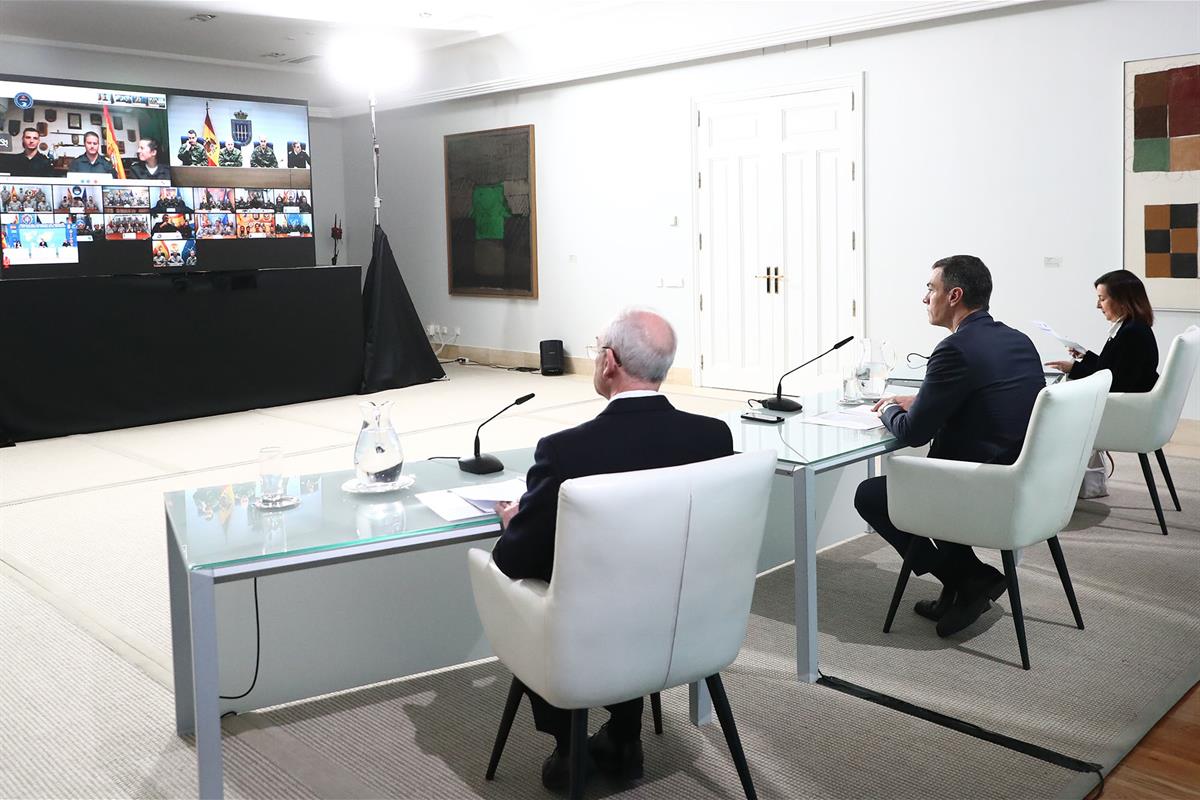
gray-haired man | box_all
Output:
[491,308,734,792]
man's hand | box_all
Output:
[871,394,915,413]
[495,500,519,529]
[1044,359,1074,374]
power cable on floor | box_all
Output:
[816,671,1105,797]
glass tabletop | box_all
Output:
[166,454,534,571]
[725,389,900,467]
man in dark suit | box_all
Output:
[855,255,1045,637]
[492,308,733,791]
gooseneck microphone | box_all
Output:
[458,393,536,474]
[759,336,855,412]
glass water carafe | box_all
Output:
[855,338,896,399]
[354,401,404,485]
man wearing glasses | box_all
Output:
[490,307,733,792]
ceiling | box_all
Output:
[0,0,634,70]
[0,0,1037,113]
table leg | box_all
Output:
[189,570,224,800]
[167,513,194,736]
[689,680,713,726]
[794,467,819,683]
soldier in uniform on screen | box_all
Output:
[287,141,310,169]
[10,128,55,178]
[68,132,117,176]
[250,137,278,168]
[218,140,243,167]
[178,130,208,166]
[127,138,171,181]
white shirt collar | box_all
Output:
[607,389,660,406]
[1107,317,1125,340]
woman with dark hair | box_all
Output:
[1045,269,1159,393]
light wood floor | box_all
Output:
[1104,668,1200,798]
[1104,421,1200,799]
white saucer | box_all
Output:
[253,495,300,510]
[341,474,416,495]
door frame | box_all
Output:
[690,72,865,389]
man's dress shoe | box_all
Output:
[936,567,1008,637]
[588,722,644,781]
[914,585,956,621]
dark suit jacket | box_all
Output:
[1069,318,1158,393]
[492,394,734,583]
[882,310,1045,466]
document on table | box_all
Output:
[451,478,528,513]
[1032,320,1085,353]
[801,406,885,430]
[415,490,490,521]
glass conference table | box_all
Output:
[166,458,530,799]
[723,390,904,684]
[168,395,907,798]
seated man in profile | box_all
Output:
[287,141,310,169]
[855,255,1045,637]
[491,307,734,792]
[68,132,116,176]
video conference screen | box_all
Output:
[0,76,315,278]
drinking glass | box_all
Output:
[258,447,285,502]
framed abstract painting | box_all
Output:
[444,125,538,298]
[1124,53,1199,310]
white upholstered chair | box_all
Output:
[882,371,1112,670]
[468,450,776,799]
[1093,325,1199,536]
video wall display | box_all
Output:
[0,76,315,278]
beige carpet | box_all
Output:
[1,367,1196,798]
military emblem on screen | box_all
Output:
[0,134,11,152]
[231,111,252,146]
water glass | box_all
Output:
[258,447,285,502]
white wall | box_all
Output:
[1,40,347,266]
[342,0,1199,417]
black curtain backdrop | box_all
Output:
[361,224,445,392]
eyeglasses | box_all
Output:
[585,342,622,365]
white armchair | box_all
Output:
[1093,325,1199,536]
[468,450,776,799]
[883,371,1112,670]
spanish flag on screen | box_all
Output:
[202,105,218,166]
[101,106,125,180]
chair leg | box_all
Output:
[569,708,588,800]
[1001,550,1030,670]
[883,539,917,633]
[1154,449,1182,512]
[705,673,757,800]
[485,676,525,780]
[650,692,663,735]
[1046,536,1084,630]
[1138,453,1170,536]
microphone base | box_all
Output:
[760,396,803,413]
[458,453,505,474]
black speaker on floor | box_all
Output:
[539,339,564,376]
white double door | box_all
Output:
[696,82,862,394]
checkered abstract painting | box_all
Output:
[1125,54,1200,309]
[1133,65,1200,172]
[1144,203,1198,278]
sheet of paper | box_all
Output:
[801,407,885,431]
[451,478,527,513]
[1032,320,1085,353]
[415,490,490,521]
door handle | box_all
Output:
[773,266,784,294]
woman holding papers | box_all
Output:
[1045,270,1158,393]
